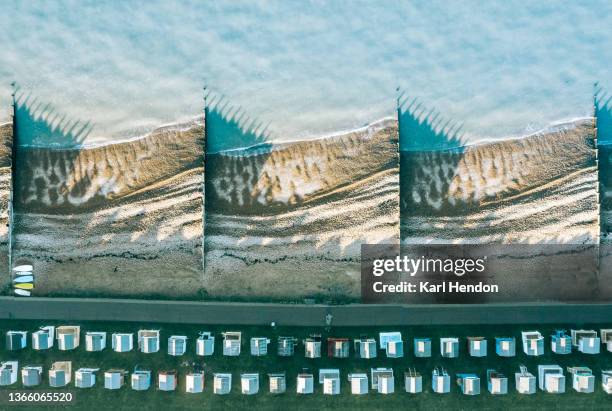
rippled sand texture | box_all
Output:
[400,119,600,302]
[205,120,400,300]
[0,123,10,289]
[12,122,205,297]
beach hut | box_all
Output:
[303,334,321,358]
[137,330,160,353]
[75,368,99,388]
[6,331,27,351]
[571,329,600,354]
[432,368,450,394]
[0,361,18,386]
[213,373,232,395]
[457,373,480,395]
[32,326,55,350]
[348,373,368,395]
[104,369,126,390]
[131,368,151,391]
[371,368,394,394]
[250,337,270,356]
[222,332,241,356]
[167,335,187,356]
[354,337,377,359]
[495,337,515,357]
[468,337,487,357]
[551,330,572,354]
[602,370,612,394]
[21,366,42,387]
[515,366,536,394]
[404,369,422,394]
[296,372,314,394]
[521,331,544,356]
[320,369,340,395]
[440,337,459,358]
[327,338,350,358]
[379,332,404,358]
[487,370,507,394]
[241,373,260,395]
[56,326,80,350]
[111,333,133,353]
[413,338,431,357]
[278,336,298,357]
[568,367,594,393]
[196,332,215,356]
[538,365,565,393]
[158,370,177,391]
[85,332,107,352]
[49,362,72,387]
[268,373,286,394]
[601,329,612,352]
[186,371,204,393]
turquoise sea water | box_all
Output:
[0,0,611,148]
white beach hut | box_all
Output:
[495,337,515,357]
[354,337,377,359]
[468,337,487,357]
[440,337,459,358]
[568,367,594,393]
[56,326,80,350]
[551,330,572,354]
[278,336,298,357]
[196,332,215,356]
[379,332,404,358]
[185,372,204,393]
[371,368,394,394]
[571,329,600,354]
[432,368,450,394]
[49,362,72,387]
[538,365,565,393]
[602,370,612,394]
[304,335,321,358]
[0,361,18,386]
[138,330,160,353]
[349,373,368,395]
[250,337,270,356]
[457,373,480,395]
[104,369,126,390]
[600,329,612,352]
[405,369,422,394]
[167,335,187,356]
[521,331,544,356]
[112,333,133,353]
[6,331,27,351]
[158,371,177,391]
[268,373,286,394]
[75,368,99,388]
[21,366,42,387]
[487,370,507,394]
[213,373,232,395]
[32,326,55,350]
[241,373,260,395]
[413,338,431,357]
[515,366,536,394]
[85,332,107,352]
[297,372,314,394]
[222,332,241,356]
[320,369,340,395]
[131,369,151,391]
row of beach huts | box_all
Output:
[1,361,611,395]
[3,327,612,358]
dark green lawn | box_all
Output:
[0,319,610,410]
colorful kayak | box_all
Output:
[14,289,31,297]
[13,264,33,272]
[13,275,34,283]
[14,283,34,290]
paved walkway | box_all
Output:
[0,297,610,326]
